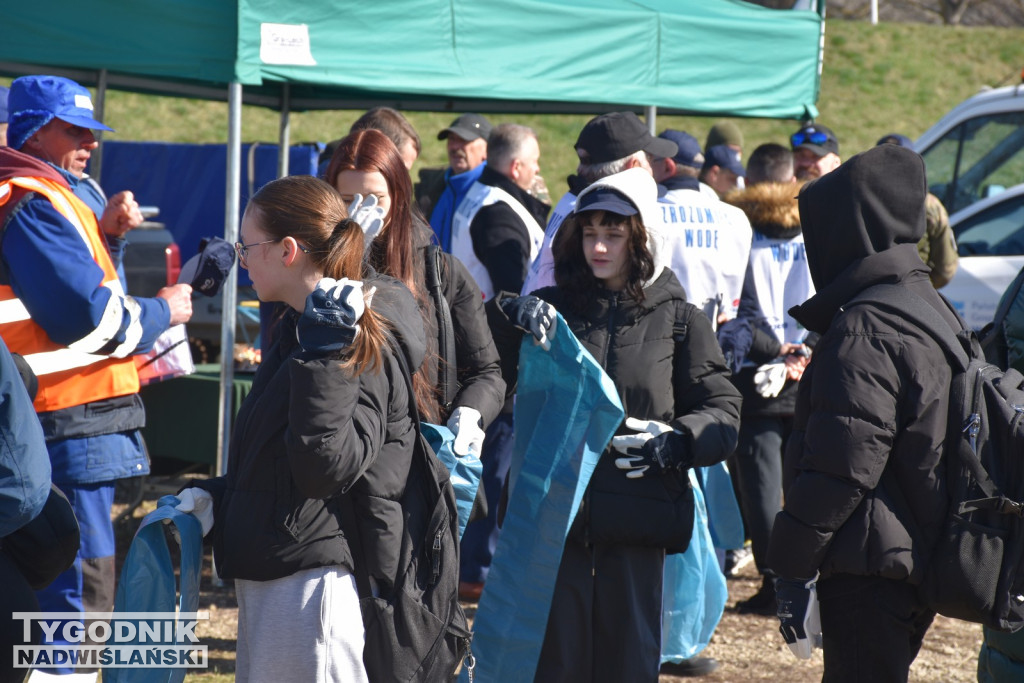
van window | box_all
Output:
[955,191,1024,256]
[922,111,1024,215]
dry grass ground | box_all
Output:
[112,485,986,683]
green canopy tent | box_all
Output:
[0,0,826,473]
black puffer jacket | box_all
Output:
[496,269,741,549]
[766,146,961,583]
[399,219,504,426]
[197,275,425,588]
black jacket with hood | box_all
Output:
[766,145,961,583]
[493,169,741,551]
[196,273,426,589]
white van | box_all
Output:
[915,83,1024,329]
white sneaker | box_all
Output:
[724,546,754,577]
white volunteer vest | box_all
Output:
[660,188,753,324]
[747,230,814,345]
[521,191,577,295]
[451,181,545,300]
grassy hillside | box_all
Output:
[5,19,1024,207]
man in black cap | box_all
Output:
[521,111,677,294]
[426,113,493,251]
[790,122,841,181]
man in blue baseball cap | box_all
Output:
[700,144,746,199]
[1,75,194,680]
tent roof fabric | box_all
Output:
[0,0,822,119]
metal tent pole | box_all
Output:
[217,82,242,479]
[278,83,291,178]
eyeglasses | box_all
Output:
[791,130,832,147]
[234,238,280,265]
[234,238,311,265]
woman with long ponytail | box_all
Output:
[177,175,427,683]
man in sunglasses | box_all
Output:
[791,123,842,181]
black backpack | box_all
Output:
[853,284,1024,632]
[344,338,473,682]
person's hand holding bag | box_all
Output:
[499,295,557,351]
[611,417,693,479]
[173,488,215,537]
[447,406,485,458]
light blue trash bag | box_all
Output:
[422,422,482,540]
[661,468,728,664]
[698,461,745,552]
[106,495,204,683]
[463,314,624,683]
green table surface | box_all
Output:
[139,364,255,468]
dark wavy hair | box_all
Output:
[552,209,654,313]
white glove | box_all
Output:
[611,417,690,479]
[754,362,788,398]
[348,193,386,248]
[447,406,485,458]
[174,488,215,537]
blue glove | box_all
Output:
[610,417,692,479]
[500,295,557,351]
[296,278,367,355]
[775,574,822,660]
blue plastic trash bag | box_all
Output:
[464,315,624,683]
[422,422,482,540]
[106,495,204,683]
[698,462,745,552]
[661,468,728,664]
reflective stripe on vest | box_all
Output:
[450,182,545,300]
[0,176,140,412]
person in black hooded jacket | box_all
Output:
[765,145,962,682]
[181,176,427,683]
[494,167,741,682]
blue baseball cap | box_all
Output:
[9,75,113,132]
[0,86,9,125]
[658,129,704,169]
[876,133,914,149]
[702,145,745,177]
[575,187,639,217]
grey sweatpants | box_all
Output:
[234,566,368,683]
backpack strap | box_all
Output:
[851,284,1014,508]
[425,245,458,415]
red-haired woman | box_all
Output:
[325,129,505,462]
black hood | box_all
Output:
[798,145,926,291]
[790,145,933,334]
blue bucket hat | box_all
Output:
[8,75,113,150]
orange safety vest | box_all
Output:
[0,176,140,413]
